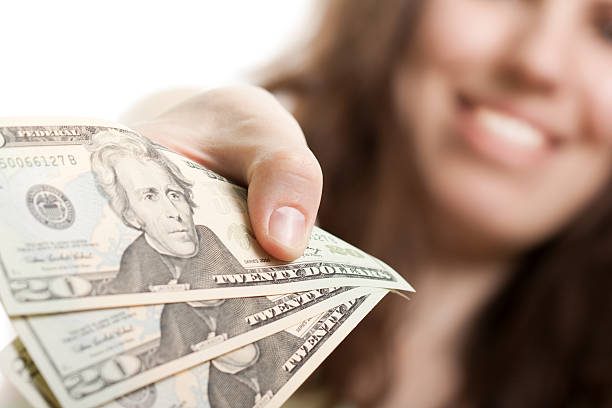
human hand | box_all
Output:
[130,85,322,262]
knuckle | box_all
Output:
[251,148,323,187]
[271,149,323,183]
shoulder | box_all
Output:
[122,233,154,259]
[196,224,215,236]
[195,225,225,245]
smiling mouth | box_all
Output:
[455,95,562,169]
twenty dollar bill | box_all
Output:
[0,118,413,315]
[2,289,388,408]
[10,286,374,408]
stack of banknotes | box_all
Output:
[0,118,414,408]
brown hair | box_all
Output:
[265,0,612,406]
[266,0,423,250]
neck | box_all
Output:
[144,232,199,259]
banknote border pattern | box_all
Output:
[1,260,398,303]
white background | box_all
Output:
[0,1,316,406]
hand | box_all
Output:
[129,85,322,261]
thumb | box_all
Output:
[247,148,322,261]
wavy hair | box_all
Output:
[89,130,196,230]
[265,0,612,406]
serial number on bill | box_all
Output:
[0,155,78,168]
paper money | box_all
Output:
[2,289,387,408]
[11,284,374,408]
[0,118,412,315]
[0,338,57,408]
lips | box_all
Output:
[456,95,561,169]
[168,229,191,240]
[475,108,545,149]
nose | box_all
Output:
[504,1,573,94]
[161,195,182,222]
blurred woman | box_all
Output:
[133,0,612,406]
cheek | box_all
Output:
[418,0,522,69]
[177,201,192,217]
[135,203,160,225]
[578,54,612,143]
[123,197,145,223]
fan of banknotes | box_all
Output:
[0,118,414,408]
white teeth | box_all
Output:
[476,108,545,148]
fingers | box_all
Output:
[131,85,322,261]
[247,148,322,261]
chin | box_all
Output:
[426,162,563,253]
[170,243,197,258]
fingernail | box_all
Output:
[268,206,306,248]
